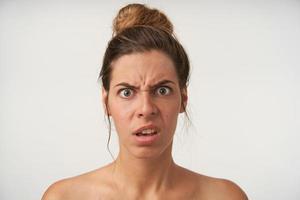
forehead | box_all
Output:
[110,50,178,86]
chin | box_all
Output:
[130,147,162,159]
[129,144,172,160]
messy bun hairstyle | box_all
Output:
[99,3,190,91]
[112,3,173,35]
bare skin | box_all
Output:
[42,51,248,200]
[42,162,247,200]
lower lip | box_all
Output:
[133,132,159,145]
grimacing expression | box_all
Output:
[102,50,187,158]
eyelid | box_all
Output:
[117,87,133,93]
[117,85,173,97]
[153,85,173,95]
[118,87,135,98]
[157,85,171,90]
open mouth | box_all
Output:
[135,129,158,136]
[133,127,159,144]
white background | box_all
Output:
[1,0,299,199]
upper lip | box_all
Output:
[133,124,159,135]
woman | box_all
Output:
[42,4,248,200]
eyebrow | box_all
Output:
[113,79,176,89]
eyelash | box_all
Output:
[154,86,172,96]
[118,86,172,98]
[118,88,134,98]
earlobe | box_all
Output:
[102,87,110,116]
[180,87,188,113]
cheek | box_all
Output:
[159,100,181,124]
[109,100,135,124]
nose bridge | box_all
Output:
[137,90,157,117]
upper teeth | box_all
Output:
[141,129,156,134]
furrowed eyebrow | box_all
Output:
[113,80,175,89]
[150,80,175,89]
[114,82,138,89]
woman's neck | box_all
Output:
[110,145,177,196]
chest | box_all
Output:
[97,188,199,200]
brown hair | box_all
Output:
[99,4,190,158]
[112,3,173,35]
[99,3,190,91]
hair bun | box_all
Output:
[113,3,173,35]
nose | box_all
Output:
[136,92,158,118]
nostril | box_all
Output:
[136,94,158,117]
[137,106,157,118]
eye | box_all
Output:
[119,88,134,98]
[155,86,171,96]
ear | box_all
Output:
[180,87,188,113]
[102,87,110,116]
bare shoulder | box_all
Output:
[41,178,70,200]
[174,166,247,199]
[197,174,248,200]
[211,178,248,199]
[41,164,114,200]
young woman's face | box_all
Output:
[103,50,187,159]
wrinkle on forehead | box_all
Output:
[110,50,179,89]
[132,73,170,89]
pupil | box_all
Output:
[159,88,166,94]
[124,90,130,96]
